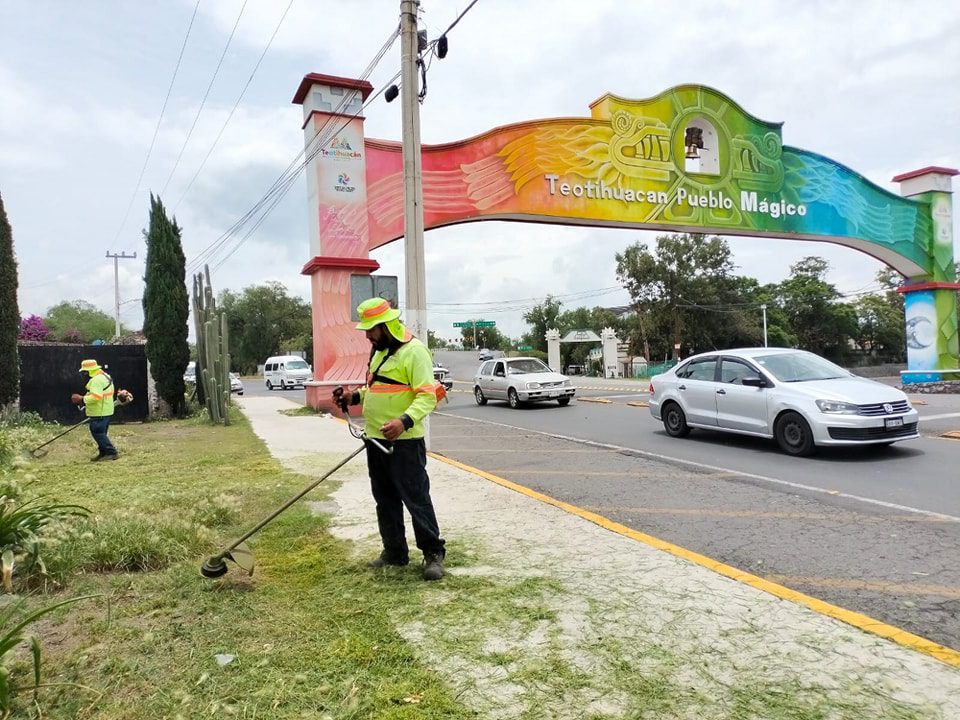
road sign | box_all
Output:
[518,345,532,350]
[453,320,496,328]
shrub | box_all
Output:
[0,497,89,591]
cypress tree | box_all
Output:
[142,194,190,416]
[0,192,20,406]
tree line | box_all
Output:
[454,233,918,370]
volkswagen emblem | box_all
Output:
[883,403,893,414]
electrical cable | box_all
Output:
[161,0,250,198]
[186,26,400,274]
[110,0,200,246]
[173,0,295,213]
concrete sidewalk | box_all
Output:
[237,396,960,718]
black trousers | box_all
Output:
[88,416,117,456]
[366,438,445,562]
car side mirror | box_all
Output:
[741,376,766,388]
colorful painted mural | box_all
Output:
[295,77,957,395]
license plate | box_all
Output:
[884,417,904,429]
[548,391,559,398]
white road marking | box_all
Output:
[435,411,960,524]
[919,412,960,422]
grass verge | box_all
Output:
[0,410,946,719]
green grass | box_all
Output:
[0,411,942,719]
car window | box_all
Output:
[720,359,761,385]
[677,358,717,381]
[287,360,309,370]
[507,359,550,374]
[494,362,506,377]
[479,361,493,376]
[754,351,849,382]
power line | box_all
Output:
[185,26,400,274]
[173,0,295,213]
[161,0,250,198]
[110,0,200,246]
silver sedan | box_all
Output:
[474,357,576,408]
[648,348,919,456]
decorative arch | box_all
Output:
[293,76,957,407]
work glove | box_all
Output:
[70,393,84,406]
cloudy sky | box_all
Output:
[2,0,958,342]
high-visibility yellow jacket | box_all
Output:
[358,338,440,440]
[84,371,115,417]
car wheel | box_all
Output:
[662,402,691,438]
[474,386,487,406]
[558,397,571,406]
[508,388,521,409]
[775,411,816,456]
[266,380,273,390]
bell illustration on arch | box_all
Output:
[685,126,705,159]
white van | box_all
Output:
[263,355,312,390]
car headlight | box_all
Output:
[815,399,860,414]
[526,382,541,390]
[562,379,571,387]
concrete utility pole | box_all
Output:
[106,250,137,339]
[760,303,768,347]
[399,0,427,342]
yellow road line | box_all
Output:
[942,431,960,440]
[584,505,952,523]
[627,401,649,407]
[577,397,613,404]
[428,453,960,669]
[766,575,960,600]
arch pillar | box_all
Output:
[293,74,377,410]
[893,167,960,383]
[545,329,561,372]
[601,327,621,378]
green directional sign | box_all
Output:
[518,345,532,350]
[453,320,496,328]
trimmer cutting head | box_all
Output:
[200,556,228,578]
[199,542,254,580]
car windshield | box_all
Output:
[286,360,309,370]
[507,359,551,374]
[753,352,850,382]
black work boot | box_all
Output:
[422,552,445,581]
[368,551,408,569]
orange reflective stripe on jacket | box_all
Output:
[367,384,412,394]
[415,383,447,403]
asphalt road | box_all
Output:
[243,350,960,649]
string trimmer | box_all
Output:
[200,395,392,579]
[26,417,90,459]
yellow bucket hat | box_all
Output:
[355,298,409,342]
[79,359,101,373]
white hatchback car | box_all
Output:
[474,357,575,408]
[648,348,919,456]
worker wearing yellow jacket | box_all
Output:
[78,358,118,461]
[333,298,447,580]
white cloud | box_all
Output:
[2,0,957,348]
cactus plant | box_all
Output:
[192,265,231,424]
